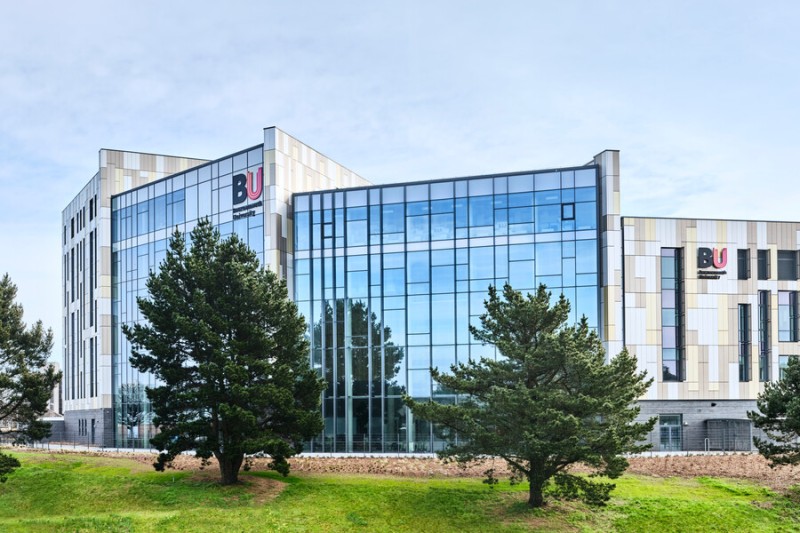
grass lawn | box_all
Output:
[0,451,797,532]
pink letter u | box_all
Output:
[712,248,727,268]
[246,167,263,200]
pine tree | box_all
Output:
[406,284,654,507]
[124,220,324,484]
[749,356,800,466]
[0,274,61,481]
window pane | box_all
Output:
[407,252,430,283]
[382,204,405,234]
[778,251,797,280]
[407,216,429,242]
[575,202,596,230]
[431,213,454,241]
[662,290,675,308]
[347,220,367,246]
[509,261,534,290]
[535,205,561,233]
[432,266,454,293]
[469,247,494,279]
[469,196,493,227]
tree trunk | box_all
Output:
[528,472,546,508]
[216,453,244,485]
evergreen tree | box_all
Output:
[749,356,800,466]
[0,274,61,481]
[406,284,654,507]
[124,220,324,484]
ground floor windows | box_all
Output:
[704,419,751,452]
[656,416,754,452]
[659,414,682,451]
[76,418,96,444]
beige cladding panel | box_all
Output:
[624,217,800,402]
[265,128,370,276]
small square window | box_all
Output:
[561,203,575,220]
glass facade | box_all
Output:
[111,146,265,448]
[293,168,601,452]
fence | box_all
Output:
[641,422,775,454]
[3,423,796,456]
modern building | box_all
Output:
[622,217,800,450]
[293,157,610,452]
[61,127,793,452]
[62,128,368,447]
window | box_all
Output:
[779,355,791,380]
[778,291,798,342]
[561,203,575,220]
[737,249,750,280]
[661,248,684,381]
[778,250,798,280]
[738,304,751,381]
[659,415,682,451]
[758,249,770,280]
[759,290,770,381]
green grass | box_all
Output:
[0,451,797,532]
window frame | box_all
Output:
[737,249,750,280]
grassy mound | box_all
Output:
[0,451,796,532]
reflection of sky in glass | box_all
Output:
[294,167,600,452]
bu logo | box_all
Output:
[232,167,263,205]
[697,247,727,269]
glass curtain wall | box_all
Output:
[294,167,601,452]
[111,146,264,448]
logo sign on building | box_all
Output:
[232,167,264,220]
[697,247,727,279]
[233,167,263,205]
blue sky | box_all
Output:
[1,1,799,357]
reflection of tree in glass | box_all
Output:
[312,299,404,396]
[116,383,149,442]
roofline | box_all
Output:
[292,163,600,197]
[99,147,210,162]
[110,144,264,199]
[623,215,800,225]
